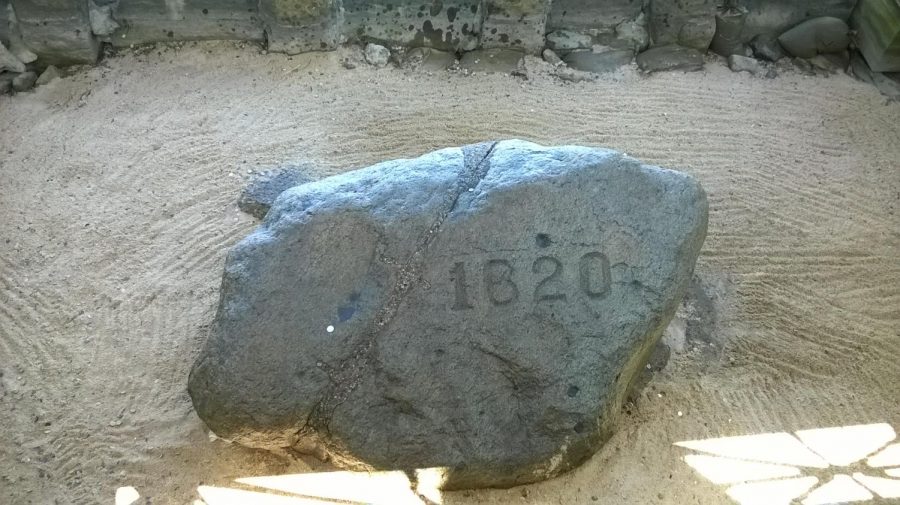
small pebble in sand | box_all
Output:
[728,55,769,77]
[542,48,563,66]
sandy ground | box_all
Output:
[0,41,898,505]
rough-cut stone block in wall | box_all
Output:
[188,140,708,489]
[852,0,900,72]
[546,0,642,34]
[737,0,855,42]
[458,47,524,73]
[545,29,592,52]
[563,49,634,73]
[0,38,25,72]
[648,0,717,51]
[10,0,99,64]
[481,0,551,54]
[0,0,10,45]
[260,0,342,54]
[710,8,747,57]
[342,0,481,52]
[108,0,264,47]
[637,44,705,72]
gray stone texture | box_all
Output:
[710,8,747,56]
[10,0,99,64]
[727,54,766,75]
[108,0,264,47]
[6,3,38,63]
[343,0,481,52]
[188,140,708,489]
[637,44,705,72]
[542,47,563,65]
[777,17,850,58]
[737,0,855,42]
[852,0,900,72]
[615,12,649,52]
[260,0,342,54]
[364,42,390,66]
[848,49,900,101]
[547,0,642,34]
[807,52,846,73]
[35,63,60,85]
[3,0,861,62]
[11,68,34,90]
[481,0,551,54]
[88,0,118,37]
[0,0,9,45]
[850,50,874,84]
[458,48,524,73]
[749,33,785,61]
[648,0,717,51]
[546,29,592,52]
[0,39,24,72]
[563,49,633,73]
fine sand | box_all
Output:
[1,41,898,505]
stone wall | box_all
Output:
[0,0,9,45]
[738,0,856,39]
[108,0,264,48]
[10,0,98,64]
[0,0,859,64]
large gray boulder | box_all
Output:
[740,0,855,41]
[777,17,850,58]
[189,140,708,489]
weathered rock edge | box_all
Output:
[188,140,708,489]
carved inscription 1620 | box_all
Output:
[450,252,611,310]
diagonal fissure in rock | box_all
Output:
[191,140,709,487]
[297,142,498,450]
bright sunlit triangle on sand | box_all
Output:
[725,476,819,505]
[675,432,829,468]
